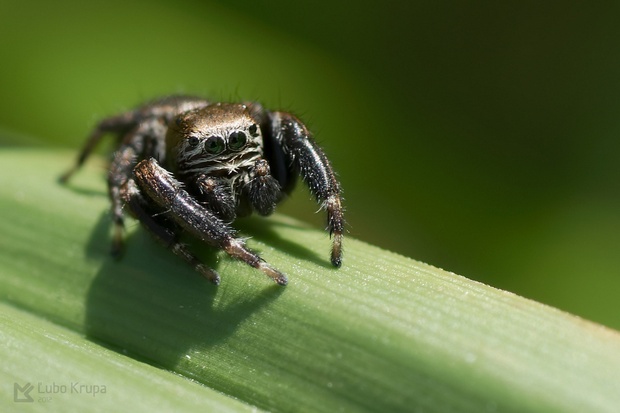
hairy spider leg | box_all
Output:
[59,112,136,183]
[109,145,138,256]
[122,178,222,284]
[270,112,345,267]
[133,158,288,285]
[107,118,168,256]
[59,111,151,256]
[60,96,211,183]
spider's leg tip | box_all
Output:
[331,249,343,267]
[330,233,343,268]
[59,166,80,184]
[257,262,288,286]
[197,264,220,285]
[270,270,289,286]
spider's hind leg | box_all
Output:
[60,113,135,183]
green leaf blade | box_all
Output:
[1,148,620,412]
[0,301,264,412]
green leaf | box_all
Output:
[1,147,620,412]
[0,301,263,411]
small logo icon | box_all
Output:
[14,382,34,403]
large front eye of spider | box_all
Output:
[204,135,225,155]
[228,131,247,151]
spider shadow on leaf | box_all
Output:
[59,180,108,198]
[84,212,285,375]
[235,215,333,269]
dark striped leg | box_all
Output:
[271,112,345,267]
[133,158,288,285]
[123,178,222,284]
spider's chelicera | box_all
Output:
[61,96,344,285]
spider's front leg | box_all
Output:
[122,178,223,284]
[134,158,288,285]
[269,112,345,267]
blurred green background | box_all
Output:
[1,1,619,330]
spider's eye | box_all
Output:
[204,135,225,155]
[228,131,247,151]
[249,124,259,137]
[187,136,200,147]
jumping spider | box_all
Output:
[61,96,344,285]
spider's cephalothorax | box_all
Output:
[167,103,283,220]
[61,96,344,286]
